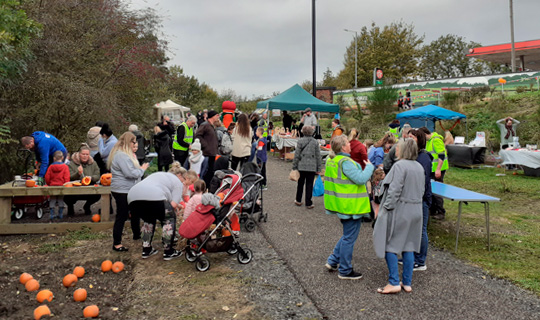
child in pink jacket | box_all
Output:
[45,150,70,220]
[183,179,206,220]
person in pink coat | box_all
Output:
[45,150,70,220]
[183,179,206,220]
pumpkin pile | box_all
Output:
[18,261,126,319]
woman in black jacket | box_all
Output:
[153,126,173,172]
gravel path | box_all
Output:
[234,156,540,320]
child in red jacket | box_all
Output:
[45,150,70,220]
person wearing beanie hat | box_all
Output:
[195,109,220,185]
[183,138,208,178]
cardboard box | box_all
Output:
[284,152,295,160]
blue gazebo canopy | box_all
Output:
[396,105,466,132]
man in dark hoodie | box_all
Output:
[195,110,220,186]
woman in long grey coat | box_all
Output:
[373,138,425,294]
[292,126,321,209]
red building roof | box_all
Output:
[466,39,540,71]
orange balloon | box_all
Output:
[62,274,78,288]
[73,266,85,278]
[25,279,40,292]
[19,272,33,285]
[83,305,99,318]
[36,289,53,303]
[34,305,51,320]
[112,261,124,273]
[73,288,87,302]
[91,214,101,222]
[101,260,113,272]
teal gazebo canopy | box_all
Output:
[256,84,339,113]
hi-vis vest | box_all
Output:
[172,122,193,151]
[389,127,399,139]
[259,119,268,137]
[426,132,449,172]
[324,155,371,215]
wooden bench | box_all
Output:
[0,183,112,234]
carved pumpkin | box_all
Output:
[26,180,36,187]
[73,182,82,186]
[83,305,99,318]
[81,176,92,186]
[64,183,73,188]
[34,305,51,320]
[36,289,54,303]
[73,288,87,302]
[100,173,112,186]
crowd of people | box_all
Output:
[19,101,273,259]
[316,120,449,293]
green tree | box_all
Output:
[337,21,423,89]
[367,85,398,120]
[420,35,510,80]
[0,0,41,84]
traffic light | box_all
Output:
[373,68,383,86]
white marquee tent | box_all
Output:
[154,99,190,124]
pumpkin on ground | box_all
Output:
[81,176,92,186]
[19,272,33,284]
[91,214,101,222]
[62,274,78,287]
[83,305,99,318]
[25,279,40,291]
[33,305,51,320]
[100,173,112,186]
[73,288,87,302]
[112,261,124,273]
[36,289,54,303]
[101,260,113,272]
[73,266,85,278]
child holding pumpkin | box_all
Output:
[45,151,70,220]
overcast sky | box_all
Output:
[128,0,539,98]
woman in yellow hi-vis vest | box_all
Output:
[324,135,374,280]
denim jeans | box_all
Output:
[327,218,362,275]
[386,251,414,286]
[414,201,430,266]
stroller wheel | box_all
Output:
[13,208,24,220]
[237,248,253,264]
[185,248,198,263]
[195,256,210,272]
[227,245,238,255]
[36,207,44,219]
[245,220,256,232]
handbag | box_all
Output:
[289,169,300,181]
[312,174,324,197]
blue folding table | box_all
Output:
[431,181,500,252]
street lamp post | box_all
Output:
[344,29,358,88]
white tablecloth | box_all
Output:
[499,149,540,169]
[274,136,298,150]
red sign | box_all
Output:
[376,69,383,79]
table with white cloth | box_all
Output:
[499,149,540,176]
[274,135,298,150]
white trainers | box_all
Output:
[163,250,183,261]
[413,264,427,271]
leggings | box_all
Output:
[130,200,176,254]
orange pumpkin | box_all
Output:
[100,173,112,186]
[222,228,231,237]
[62,274,78,287]
[25,279,40,291]
[81,176,92,186]
[34,305,51,320]
[25,180,36,187]
[64,183,73,188]
[36,289,54,303]
[101,260,113,272]
[73,266,85,278]
[91,214,101,222]
[20,272,33,284]
[73,288,87,302]
[73,182,82,186]
[112,261,124,273]
[83,305,99,318]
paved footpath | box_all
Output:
[255,156,540,320]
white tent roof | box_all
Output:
[154,99,190,112]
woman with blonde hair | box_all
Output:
[128,162,187,260]
[231,113,253,171]
[109,132,150,252]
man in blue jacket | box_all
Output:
[21,132,67,179]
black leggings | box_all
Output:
[231,155,249,171]
[112,192,140,245]
[296,171,316,206]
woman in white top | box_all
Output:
[230,114,253,171]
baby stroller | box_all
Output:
[237,162,268,231]
[179,177,253,272]
[11,149,48,220]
